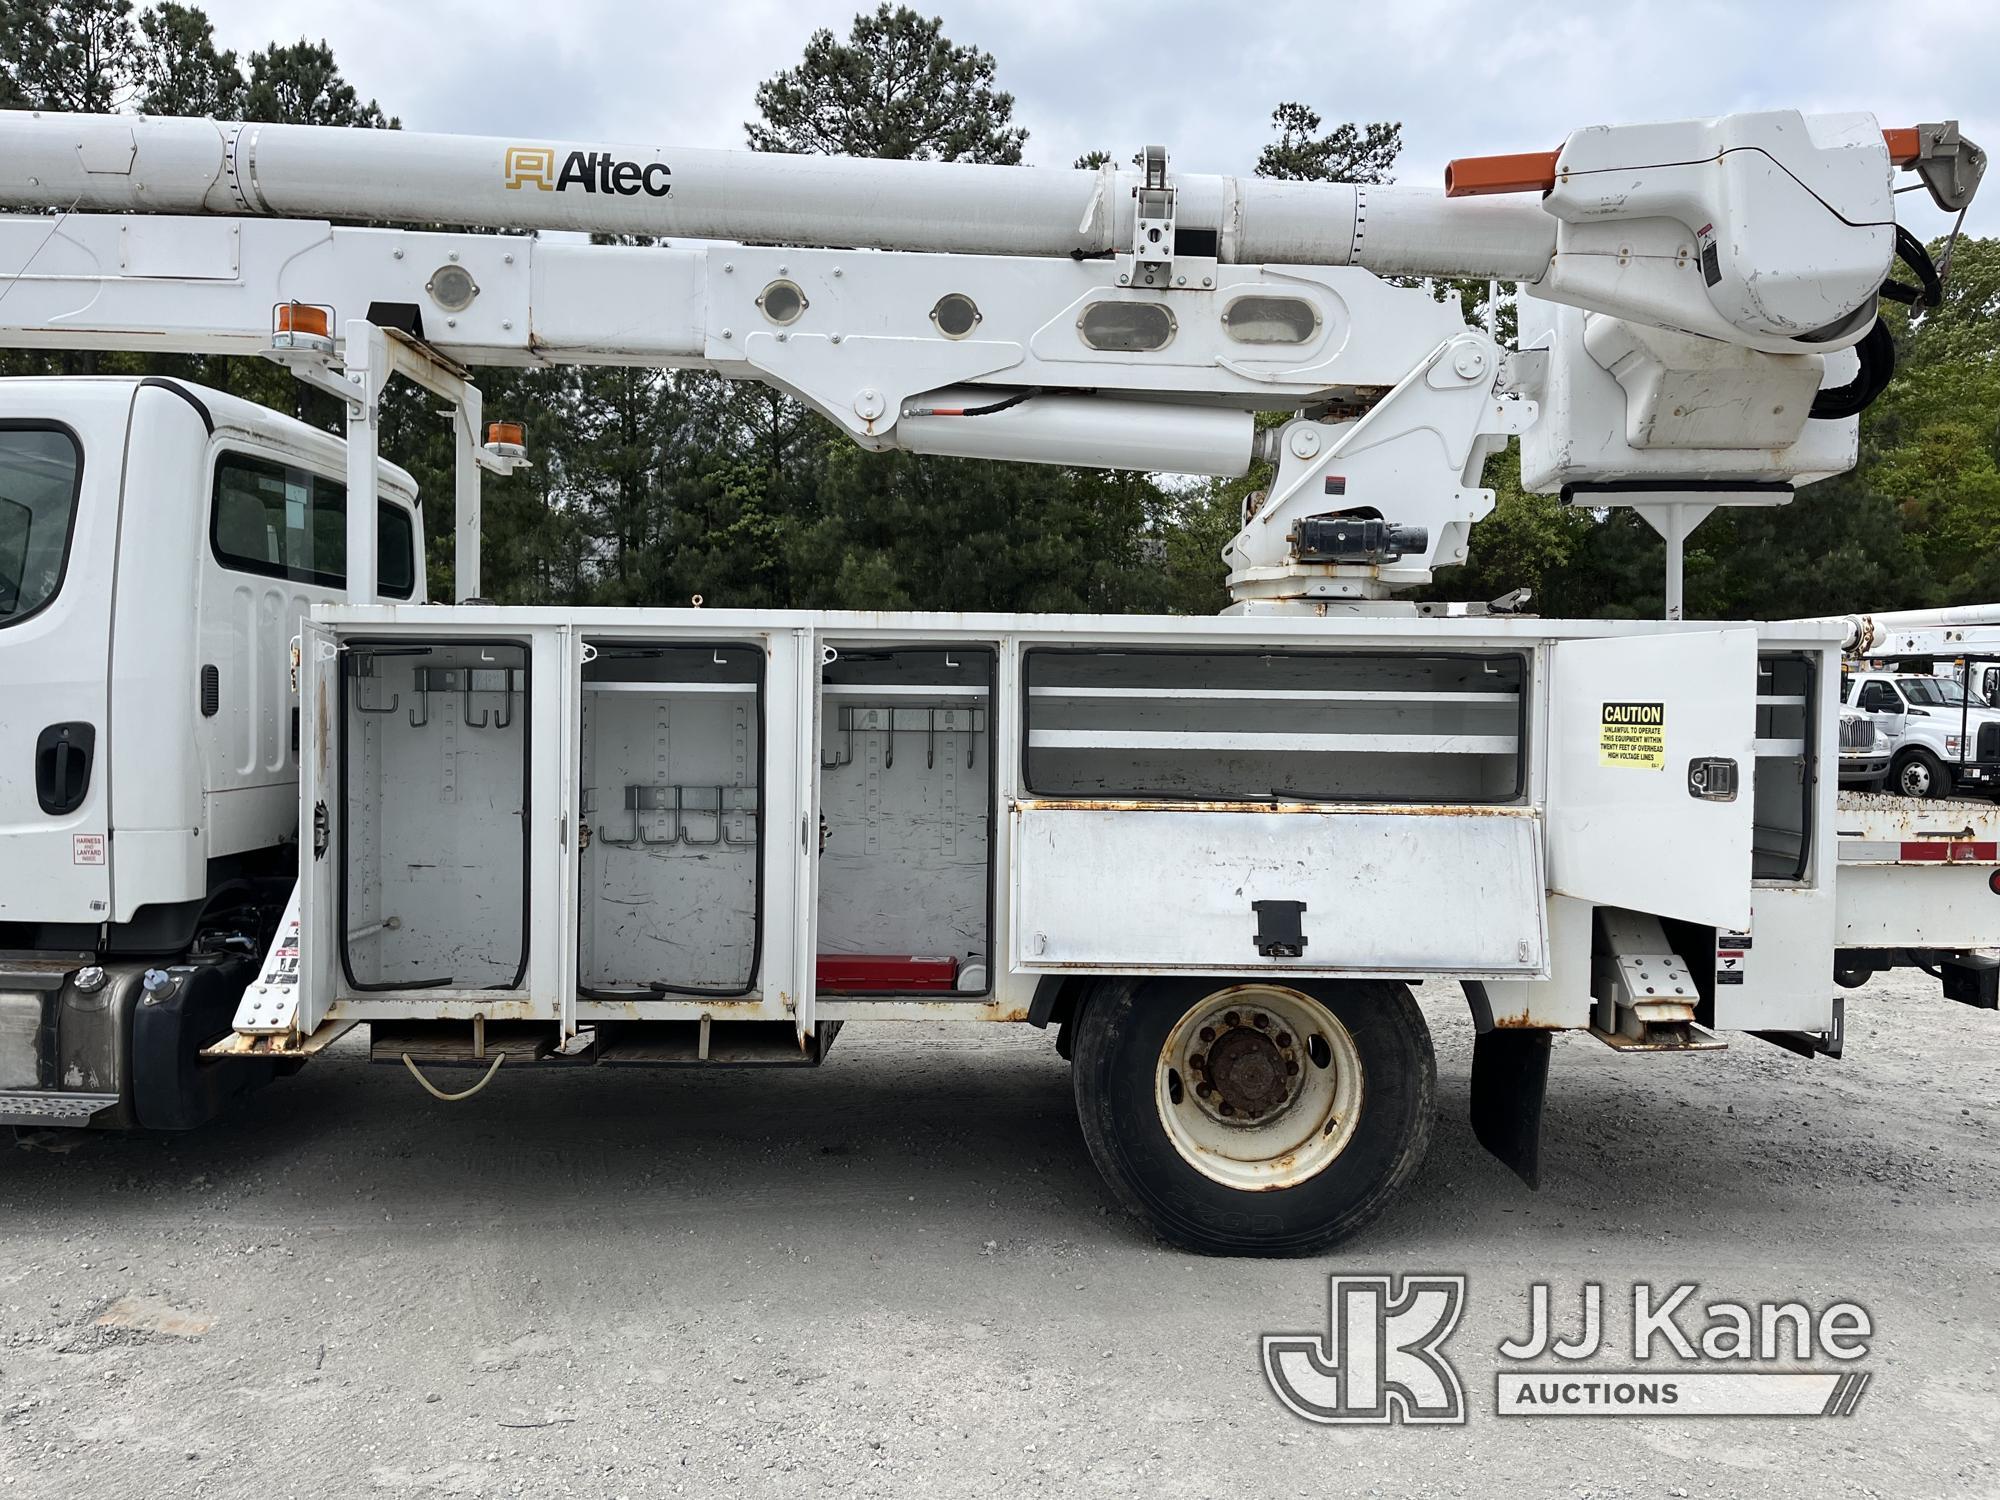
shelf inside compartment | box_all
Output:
[577,643,763,995]
[341,641,529,991]
[1752,653,1816,882]
[1024,646,1526,803]
[816,647,993,993]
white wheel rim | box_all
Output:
[1153,985,1363,1191]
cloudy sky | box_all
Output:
[197,0,1997,236]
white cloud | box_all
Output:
[199,0,1999,234]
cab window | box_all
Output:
[1900,677,1964,708]
[210,451,416,599]
[0,424,83,626]
[1855,681,1902,713]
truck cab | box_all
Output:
[0,376,422,1129]
[1841,668,2000,799]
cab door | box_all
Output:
[1546,627,1758,930]
[0,407,114,927]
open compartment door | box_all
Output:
[792,629,821,1045]
[1547,628,1757,930]
[556,628,582,1041]
[295,620,343,1035]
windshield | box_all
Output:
[1901,677,1967,707]
[0,426,83,626]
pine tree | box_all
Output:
[746,4,1025,163]
[243,38,395,128]
[135,2,243,117]
[0,0,138,113]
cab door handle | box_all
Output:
[35,722,95,815]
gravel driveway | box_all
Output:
[2,972,1995,1498]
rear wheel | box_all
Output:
[1893,749,1952,799]
[1070,977,1434,1256]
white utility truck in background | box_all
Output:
[1843,611,2000,798]
[0,106,1993,1254]
[1843,669,1996,797]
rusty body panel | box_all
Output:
[202,1018,357,1058]
[819,999,1031,1023]
[1835,791,2000,857]
[1010,797,1536,818]
[1837,793,2000,949]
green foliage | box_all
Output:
[745,3,1024,163]
[1,0,138,112]
[243,38,394,127]
[136,1,241,116]
[1256,103,1400,184]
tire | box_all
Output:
[1070,976,1434,1256]
[1893,749,1952,799]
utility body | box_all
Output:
[0,104,1991,1252]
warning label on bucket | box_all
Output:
[1599,702,1666,770]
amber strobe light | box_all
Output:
[274,303,330,338]
[486,421,525,447]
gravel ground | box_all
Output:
[2,972,1996,1499]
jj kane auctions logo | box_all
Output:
[1264,1276,1875,1424]
[504,144,671,198]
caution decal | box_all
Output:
[1599,701,1665,770]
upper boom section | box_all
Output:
[0,107,1969,356]
[0,109,1556,282]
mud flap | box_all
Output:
[1463,980,1551,1190]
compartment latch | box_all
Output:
[1252,899,1307,958]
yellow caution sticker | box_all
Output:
[1599,701,1665,769]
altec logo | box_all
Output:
[503,144,670,197]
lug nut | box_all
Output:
[1190,1052,1206,1071]
[1198,1026,1215,1043]
[1275,1032,1292,1048]
[1218,1102,1235,1116]
[1224,1011,1241,1027]
[1194,1082,1211,1098]
[1285,1059,1299,1076]
[1253,1013,1269,1029]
